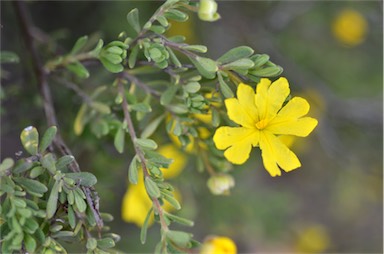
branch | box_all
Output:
[13,0,103,229]
[117,78,169,231]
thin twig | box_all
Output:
[117,78,169,231]
[13,0,103,229]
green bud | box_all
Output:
[198,0,220,22]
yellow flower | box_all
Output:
[121,144,186,227]
[332,9,368,47]
[295,224,330,253]
[213,78,318,177]
[200,236,237,254]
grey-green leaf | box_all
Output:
[114,127,125,154]
[97,238,115,249]
[217,46,254,64]
[13,177,48,195]
[166,230,192,247]
[65,172,97,187]
[128,157,139,184]
[140,208,153,244]
[39,126,57,153]
[144,177,161,198]
[127,8,141,34]
[20,126,39,155]
[140,114,165,139]
[189,56,217,79]
[217,73,234,98]
[0,51,20,63]
[160,85,178,106]
[221,58,254,70]
[135,138,158,150]
[41,153,57,174]
[56,155,75,172]
[46,180,60,219]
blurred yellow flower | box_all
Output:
[200,236,237,254]
[295,224,331,253]
[213,78,318,177]
[121,144,186,227]
[332,9,368,47]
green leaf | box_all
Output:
[164,9,188,22]
[12,159,33,174]
[140,208,153,244]
[24,218,39,234]
[20,126,39,155]
[217,46,254,64]
[135,138,158,150]
[160,85,178,106]
[150,25,166,34]
[70,35,88,55]
[0,158,14,172]
[181,45,207,53]
[68,205,76,229]
[0,51,19,63]
[65,172,97,187]
[140,114,165,139]
[128,156,139,184]
[86,238,98,251]
[249,66,283,77]
[184,82,201,93]
[46,180,60,218]
[166,230,192,247]
[29,166,44,178]
[165,212,194,227]
[146,150,173,168]
[56,155,75,172]
[130,102,152,112]
[74,190,87,213]
[221,58,254,70]
[89,39,104,57]
[211,107,220,127]
[144,177,161,198]
[39,126,57,153]
[114,127,125,154]
[90,101,111,114]
[100,57,124,73]
[127,8,141,34]
[128,44,139,68]
[156,15,169,27]
[66,61,90,79]
[167,47,182,68]
[217,72,234,98]
[251,54,270,68]
[97,238,115,249]
[41,153,57,174]
[13,177,48,196]
[188,56,217,79]
[24,234,37,253]
[161,191,181,210]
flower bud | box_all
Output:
[198,0,220,22]
[207,174,235,195]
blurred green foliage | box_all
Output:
[1,1,382,253]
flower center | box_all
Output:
[256,119,268,130]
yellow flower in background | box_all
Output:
[295,224,331,253]
[121,144,186,227]
[332,8,368,47]
[213,78,318,177]
[200,236,237,254]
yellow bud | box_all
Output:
[200,236,237,254]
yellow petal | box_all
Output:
[121,183,153,227]
[259,131,301,176]
[255,77,290,120]
[267,117,318,137]
[225,98,255,128]
[158,144,187,179]
[277,97,310,119]
[237,83,258,123]
[213,127,258,150]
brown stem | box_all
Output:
[13,0,103,229]
[117,79,169,231]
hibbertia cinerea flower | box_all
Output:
[213,77,318,177]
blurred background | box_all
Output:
[1,1,383,253]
